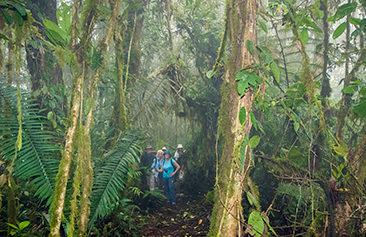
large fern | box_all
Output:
[89,131,142,226]
[0,83,60,205]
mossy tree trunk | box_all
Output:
[111,0,146,134]
[209,0,257,236]
[49,0,121,236]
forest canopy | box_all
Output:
[0,0,365,236]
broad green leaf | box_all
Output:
[57,2,71,33]
[349,17,361,25]
[333,22,346,39]
[239,107,246,125]
[237,80,248,96]
[248,211,265,237]
[270,61,280,84]
[343,86,355,94]
[11,3,26,16]
[236,70,250,81]
[354,97,366,118]
[7,223,18,230]
[258,20,268,33]
[43,19,67,46]
[331,2,358,22]
[249,135,260,148]
[47,111,54,121]
[18,221,30,230]
[43,19,66,37]
[246,40,254,54]
[299,28,308,45]
[206,70,215,78]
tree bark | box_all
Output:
[209,0,257,236]
[49,0,101,235]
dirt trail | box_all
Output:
[142,194,211,236]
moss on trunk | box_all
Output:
[209,0,257,236]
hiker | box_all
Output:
[162,146,167,153]
[141,145,156,190]
[151,150,164,189]
[174,144,185,180]
[174,144,184,161]
[158,150,180,204]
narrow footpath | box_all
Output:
[142,194,212,236]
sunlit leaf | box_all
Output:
[249,136,260,148]
[248,211,265,237]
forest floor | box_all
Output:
[141,193,212,236]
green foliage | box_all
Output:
[43,18,67,47]
[0,84,59,205]
[248,211,264,237]
[236,70,262,96]
[298,28,308,45]
[89,131,142,226]
[239,107,246,125]
[249,135,260,148]
[0,0,27,27]
[333,22,346,39]
[354,97,366,118]
[270,61,280,84]
[246,40,254,55]
[56,2,71,33]
[7,221,30,236]
[328,2,358,22]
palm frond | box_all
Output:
[89,131,142,226]
[0,83,60,205]
[127,68,170,128]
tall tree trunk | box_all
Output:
[111,0,146,133]
[49,0,121,235]
[209,0,257,236]
[320,0,330,100]
[49,0,100,235]
[335,0,351,140]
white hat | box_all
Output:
[162,147,167,150]
[177,144,183,149]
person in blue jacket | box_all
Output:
[158,150,180,204]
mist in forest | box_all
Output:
[0,0,365,236]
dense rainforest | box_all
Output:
[0,0,365,236]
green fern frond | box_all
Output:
[88,131,142,226]
[0,83,60,205]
